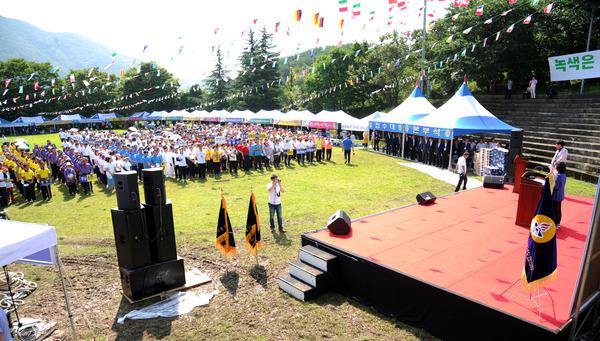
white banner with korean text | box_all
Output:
[548,50,600,82]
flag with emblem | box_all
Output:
[216,194,236,256]
[522,179,558,289]
[245,191,262,256]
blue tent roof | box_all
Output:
[407,82,516,139]
[12,116,48,124]
[370,86,435,132]
[90,113,120,120]
[52,114,86,122]
[0,118,10,125]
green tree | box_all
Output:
[119,62,180,114]
[206,46,229,110]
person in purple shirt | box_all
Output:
[78,158,94,194]
[63,163,77,196]
[552,162,567,229]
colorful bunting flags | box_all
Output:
[294,9,302,22]
[501,9,513,16]
[506,24,515,33]
[508,0,518,4]
[339,0,348,12]
[352,2,361,16]
[544,3,553,13]
[4,79,10,88]
[452,13,461,21]
[339,19,344,29]
[275,22,280,32]
[485,18,493,24]
[475,5,484,16]
[462,27,473,34]
[523,15,532,24]
[34,82,39,91]
[313,13,320,25]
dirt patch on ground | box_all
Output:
[10,243,437,340]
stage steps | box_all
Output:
[277,244,336,302]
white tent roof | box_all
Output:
[0,220,57,266]
[281,110,315,121]
[315,110,355,124]
[188,110,209,119]
[255,109,284,120]
[378,86,436,124]
[229,110,254,120]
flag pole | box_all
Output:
[221,188,229,274]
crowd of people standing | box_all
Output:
[0,123,340,207]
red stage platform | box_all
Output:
[303,186,596,339]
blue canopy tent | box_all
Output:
[52,114,86,124]
[369,85,436,156]
[12,116,48,126]
[127,111,152,121]
[407,82,517,169]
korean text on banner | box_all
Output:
[548,50,600,82]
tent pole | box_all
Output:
[3,265,22,327]
[447,133,454,171]
[55,249,77,340]
[401,131,406,159]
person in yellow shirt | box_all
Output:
[20,164,36,202]
[212,146,222,177]
[315,137,323,162]
[205,147,214,177]
[36,162,52,200]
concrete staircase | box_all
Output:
[277,244,336,301]
[476,95,600,182]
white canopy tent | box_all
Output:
[0,220,76,339]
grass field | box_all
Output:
[4,133,598,340]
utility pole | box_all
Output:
[421,0,427,92]
[580,1,598,95]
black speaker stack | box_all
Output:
[505,129,524,183]
[111,168,185,301]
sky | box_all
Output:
[1,0,452,86]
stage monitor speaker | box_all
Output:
[416,192,436,205]
[143,201,177,263]
[509,129,524,149]
[327,210,351,235]
[483,175,505,189]
[114,171,140,210]
[120,257,186,301]
[142,168,166,206]
[111,208,153,269]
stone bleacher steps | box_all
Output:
[477,96,600,182]
[277,244,336,301]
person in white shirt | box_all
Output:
[228,147,238,175]
[267,174,285,232]
[550,140,568,174]
[174,149,188,181]
[196,147,206,180]
[529,76,538,99]
[105,157,116,192]
[455,151,469,192]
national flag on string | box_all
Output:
[294,9,302,22]
[544,3,553,14]
[142,45,149,53]
[51,78,55,87]
[313,13,320,25]
[398,1,407,10]
[1,89,7,96]
[501,9,513,16]
[483,37,488,47]
[40,91,45,97]
[25,94,29,101]
[506,24,515,33]
[4,79,10,88]
[446,35,454,43]
[389,0,396,3]
[275,22,280,32]
[215,194,236,256]
[452,13,460,21]
[454,0,470,8]
[34,82,39,91]
[369,10,375,20]
[178,45,184,54]
[339,0,348,12]
[352,3,361,16]
[245,191,262,256]
[339,19,344,29]
[253,19,258,25]
[111,52,117,62]
[27,73,35,81]
[462,27,473,34]
[523,15,532,24]
[319,17,324,28]
[475,5,484,16]
[471,44,476,52]
[522,179,558,289]
[485,18,493,24]
[496,31,501,40]
[508,0,518,4]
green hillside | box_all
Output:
[0,15,129,75]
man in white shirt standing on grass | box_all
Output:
[455,151,469,192]
[267,174,285,232]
